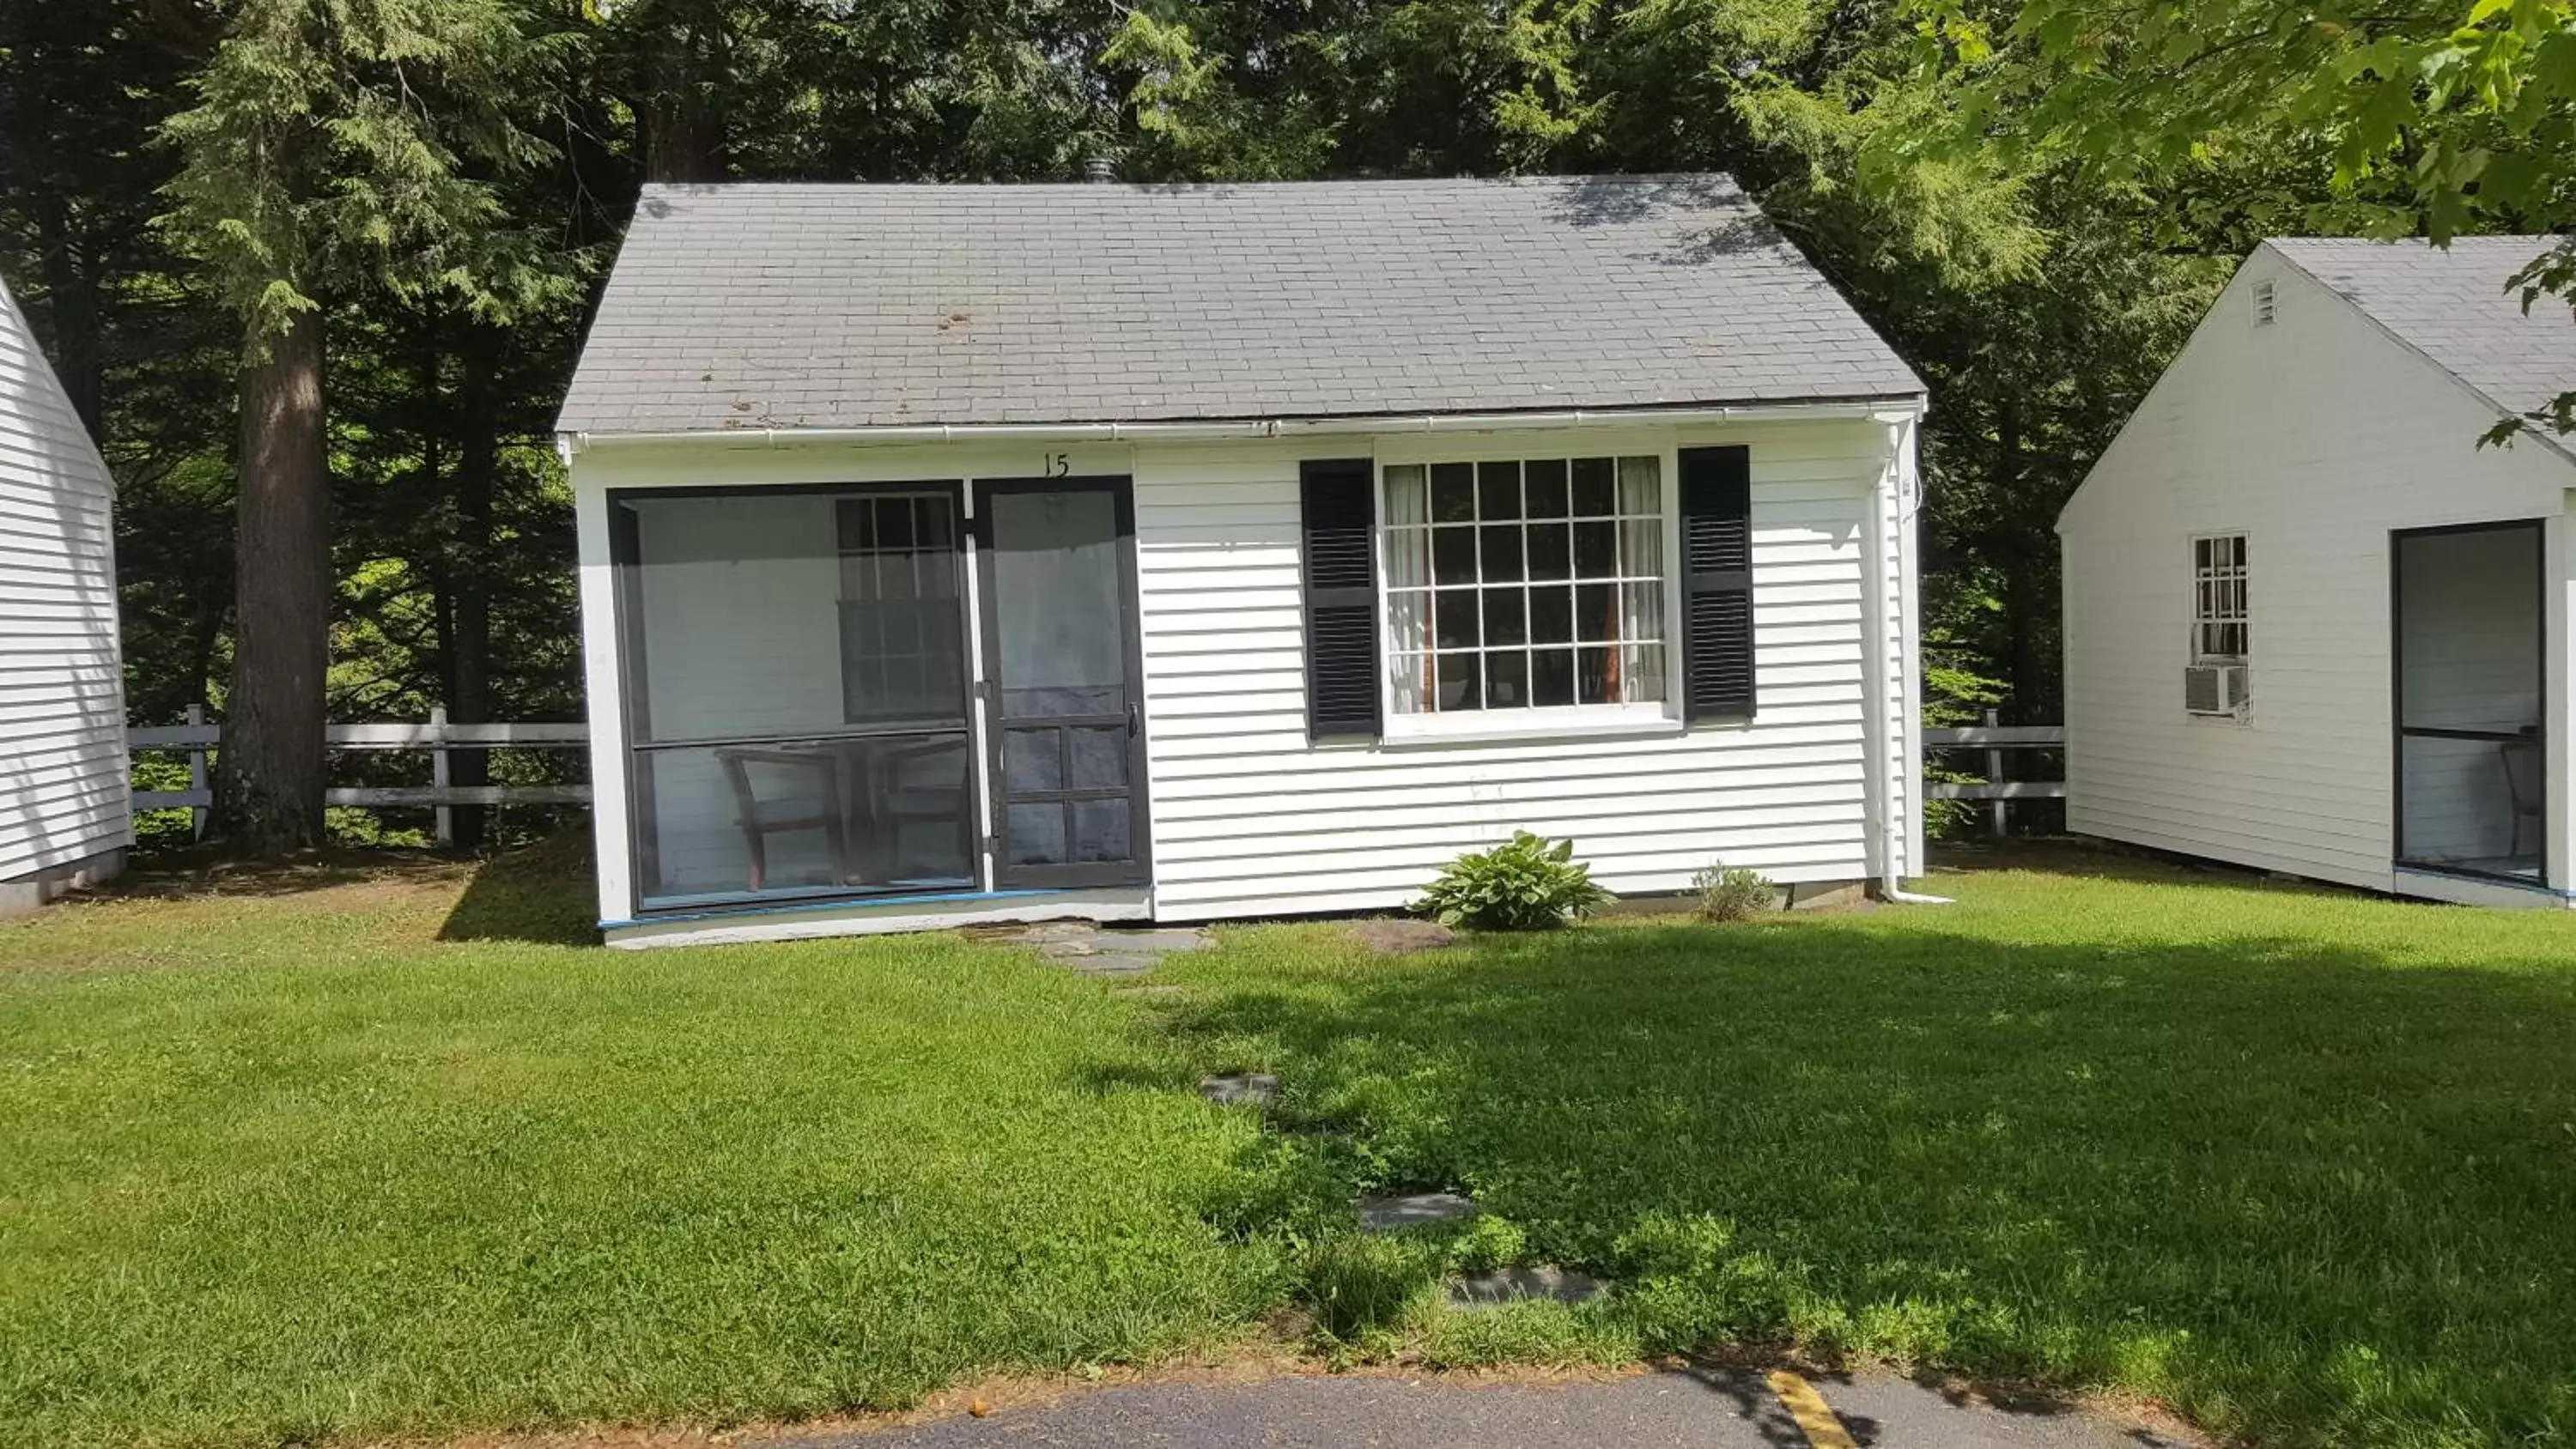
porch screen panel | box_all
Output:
[2393,522,2544,882]
[616,488,975,909]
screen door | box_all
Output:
[975,478,1152,889]
[2392,520,2545,882]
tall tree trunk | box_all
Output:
[447,323,501,852]
[30,191,106,442]
[643,1,727,182]
[211,307,330,855]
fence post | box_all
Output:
[430,705,453,849]
[185,702,208,841]
[1984,706,2008,838]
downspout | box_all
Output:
[1868,411,1951,906]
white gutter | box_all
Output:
[558,399,1929,455]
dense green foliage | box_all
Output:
[1,0,2566,836]
[1413,831,1613,930]
[7,845,2576,1446]
[1886,0,2576,431]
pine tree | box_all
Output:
[160,0,572,854]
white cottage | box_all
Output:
[0,273,128,910]
[2062,236,2576,907]
[557,177,1929,947]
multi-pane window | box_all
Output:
[837,493,965,723]
[1382,456,1668,714]
[2191,533,2249,662]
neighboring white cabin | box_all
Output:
[0,276,128,907]
[558,178,1929,946]
[2061,237,2576,907]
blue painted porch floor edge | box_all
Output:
[599,887,1075,932]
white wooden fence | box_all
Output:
[130,705,590,845]
[131,710,2068,842]
[1923,712,2068,834]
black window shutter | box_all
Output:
[1300,458,1381,739]
[1680,446,1755,721]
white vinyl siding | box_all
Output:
[0,278,128,883]
[571,414,1920,940]
[1135,419,1899,920]
[2060,247,2576,895]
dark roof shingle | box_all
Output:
[559,175,1923,435]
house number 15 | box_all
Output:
[1042,452,1072,477]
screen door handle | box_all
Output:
[1127,700,1141,736]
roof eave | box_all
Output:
[556,395,1931,453]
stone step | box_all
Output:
[1197,1071,1278,1106]
[1097,928,1210,954]
[1067,954,1157,977]
[1356,1191,1479,1232]
[1033,926,1211,974]
[1444,1265,1609,1311]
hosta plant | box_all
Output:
[1412,831,1613,931]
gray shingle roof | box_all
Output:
[2267,235,2576,426]
[558,176,1923,436]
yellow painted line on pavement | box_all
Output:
[1766,1369,1860,1449]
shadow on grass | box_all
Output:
[1924,836,2366,898]
[436,830,599,945]
[111,846,459,900]
[1161,913,2576,1447]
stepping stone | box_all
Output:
[1035,927,1210,971]
[1198,1072,1278,1106]
[1070,954,1157,978]
[1098,929,1209,954]
[1443,1265,1609,1311]
[1357,1191,1479,1232]
[1018,920,1102,943]
[1351,920,1455,955]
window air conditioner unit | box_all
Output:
[2184,664,2250,717]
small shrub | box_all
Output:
[1413,831,1613,931]
[1691,861,1776,923]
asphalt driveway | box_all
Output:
[775,1367,2202,1448]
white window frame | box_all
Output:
[1372,433,1686,744]
[2190,531,2250,664]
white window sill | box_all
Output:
[1375,708,1686,749]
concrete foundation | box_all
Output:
[0,846,126,915]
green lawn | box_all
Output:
[4,841,2575,1448]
